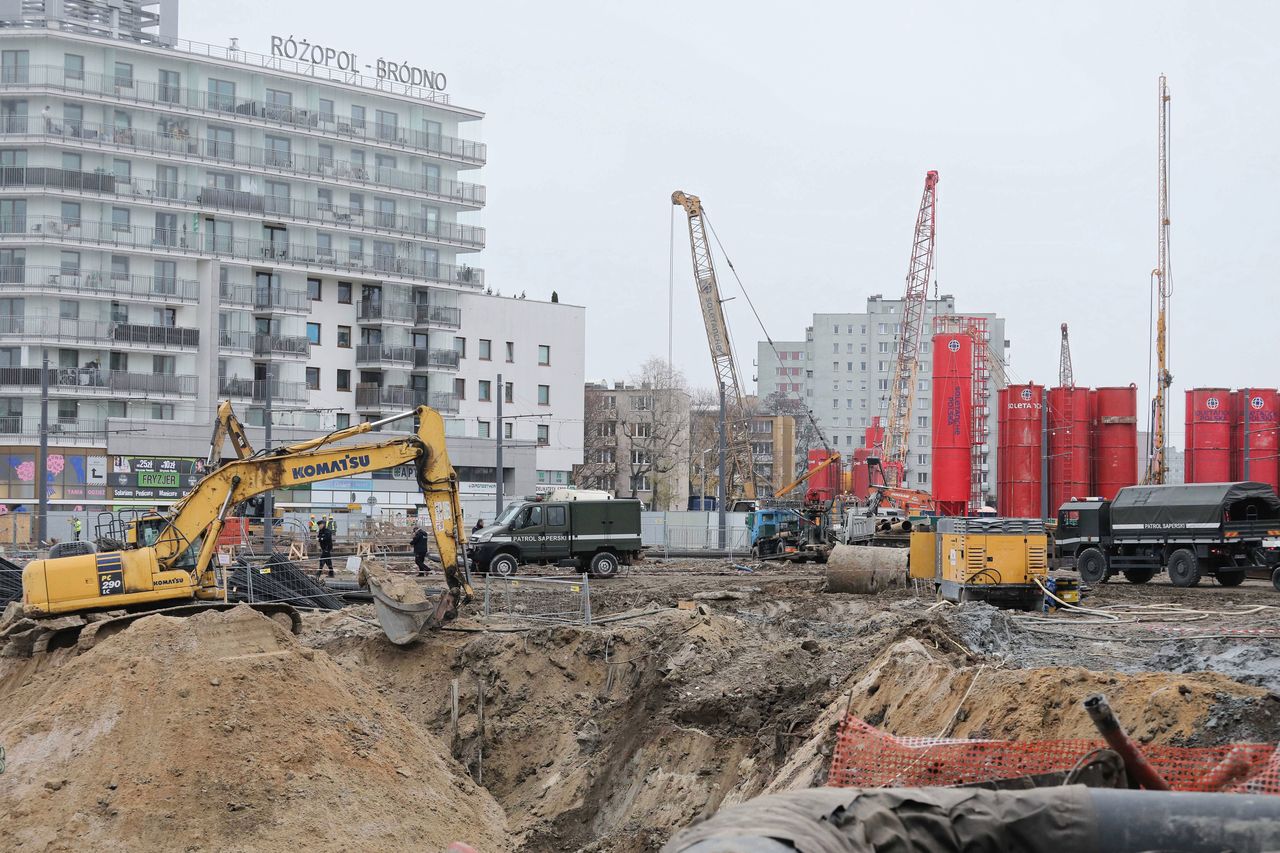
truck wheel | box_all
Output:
[589,551,620,579]
[1077,548,1108,585]
[1167,549,1201,588]
[1122,568,1155,585]
[1216,570,1246,587]
[489,553,519,578]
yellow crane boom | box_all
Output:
[672,190,757,501]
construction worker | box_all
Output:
[70,517,82,541]
[411,525,431,577]
[316,517,335,579]
[308,514,318,536]
[472,518,485,534]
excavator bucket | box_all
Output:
[365,575,458,646]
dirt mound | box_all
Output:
[847,638,1278,744]
[0,605,508,852]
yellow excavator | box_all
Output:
[21,401,472,647]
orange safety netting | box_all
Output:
[829,715,1280,794]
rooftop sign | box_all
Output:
[270,35,446,92]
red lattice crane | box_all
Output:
[881,170,940,487]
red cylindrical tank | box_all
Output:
[1048,386,1092,511]
[851,448,872,498]
[1234,388,1280,491]
[997,384,1044,518]
[931,332,972,516]
[1185,388,1232,483]
[805,449,840,503]
[1093,385,1138,499]
[865,419,885,454]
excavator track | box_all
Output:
[31,602,302,656]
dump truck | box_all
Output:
[468,496,643,578]
[1055,482,1280,588]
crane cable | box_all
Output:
[702,216,832,456]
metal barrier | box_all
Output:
[482,574,592,625]
[641,511,752,557]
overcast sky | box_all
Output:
[186,1,1277,445]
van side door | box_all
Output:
[517,504,546,561]
[543,503,570,562]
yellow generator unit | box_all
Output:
[909,517,1049,610]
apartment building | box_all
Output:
[0,2,583,512]
[757,295,1008,493]
[575,381,690,510]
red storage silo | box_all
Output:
[997,384,1044,518]
[1185,388,1232,483]
[1048,386,1092,511]
[1234,388,1280,491]
[931,332,973,516]
[1093,385,1138,499]
[805,449,841,503]
[851,448,872,499]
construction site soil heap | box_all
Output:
[0,605,509,852]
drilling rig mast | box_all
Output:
[1145,75,1173,485]
[882,170,940,487]
[1059,323,1074,388]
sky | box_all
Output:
[184,1,1280,446]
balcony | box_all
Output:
[218,376,308,403]
[0,367,197,397]
[413,301,462,330]
[252,284,310,314]
[217,330,253,352]
[357,300,415,325]
[0,416,104,444]
[413,349,461,371]
[0,114,486,208]
[353,385,459,414]
[0,315,199,349]
[252,334,311,359]
[0,216,486,289]
[0,264,199,303]
[429,392,462,414]
[355,344,414,367]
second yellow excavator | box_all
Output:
[21,401,472,646]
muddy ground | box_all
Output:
[4,558,1280,850]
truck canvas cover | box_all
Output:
[1110,482,1280,531]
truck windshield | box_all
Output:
[493,502,525,527]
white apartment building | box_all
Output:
[757,295,1008,492]
[0,1,583,512]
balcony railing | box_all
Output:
[0,315,199,348]
[0,367,197,396]
[0,113,485,206]
[218,376,308,403]
[0,165,486,245]
[354,385,461,413]
[355,344,414,366]
[217,330,253,351]
[0,416,104,443]
[0,216,485,288]
[0,62,485,162]
[357,300,415,324]
[252,284,310,313]
[414,301,462,329]
[0,264,199,302]
[413,348,461,371]
[252,334,311,358]
[430,391,461,414]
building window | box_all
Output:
[317,233,333,257]
[60,201,80,227]
[447,377,463,401]
[208,125,234,160]
[306,367,320,390]
[376,109,398,140]
[158,69,180,103]
[113,61,133,89]
[348,237,363,261]
[505,341,514,362]
[337,281,351,303]
[265,135,291,168]
[151,403,174,420]
[917,434,929,447]
[111,207,129,232]
[64,54,83,81]
[306,322,321,345]
[208,78,235,111]
[319,98,335,123]
[917,472,929,485]
[112,158,131,181]
[350,104,366,129]
[307,278,322,301]
[336,369,351,392]
[630,474,651,493]
[537,385,550,406]
[478,380,491,402]
[336,413,350,429]
[454,336,466,358]
[537,424,550,446]
[504,422,513,440]
[479,339,491,361]
[474,420,491,438]
[504,382,514,404]
[337,325,351,348]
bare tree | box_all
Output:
[622,358,690,509]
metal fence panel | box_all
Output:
[482,574,591,625]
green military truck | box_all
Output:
[467,496,644,578]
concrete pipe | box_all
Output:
[824,544,908,594]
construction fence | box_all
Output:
[830,714,1280,794]
[641,511,752,557]
[482,574,592,625]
